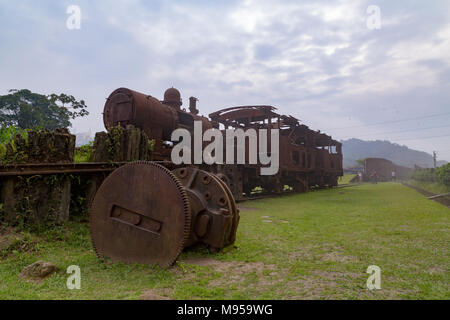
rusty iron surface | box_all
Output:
[90,161,191,268]
[172,167,239,251]
[104,88,178,141]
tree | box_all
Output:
[0,89,88,130]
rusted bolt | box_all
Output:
[179,168,188,178]
[202,175,211,185]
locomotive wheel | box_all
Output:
[172,167,239,251]
[90,161,190,268]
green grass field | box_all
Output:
[0,182,448,300]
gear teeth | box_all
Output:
[130,160,191,268]
[89,160,191,268]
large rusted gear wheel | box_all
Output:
[172,167,239,251]
[90,161,190,268]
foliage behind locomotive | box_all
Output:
[103,87,343,200]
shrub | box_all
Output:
[411,164,450,186]
[0,126,28,162]
[435,163,450,186]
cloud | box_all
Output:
[0,0,449,159]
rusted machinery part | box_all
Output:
[213,173,240,246]
[172,167,239,252]
[90,161,190,268]
[215,173,231,190]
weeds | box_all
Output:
[74,141,93,163]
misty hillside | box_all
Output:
[341,138,447,169]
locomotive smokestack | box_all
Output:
[189,97,199,115]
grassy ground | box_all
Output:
[0,182,448,300]
[339,174,356,185]
[408,180,450,195]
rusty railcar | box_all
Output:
[364,158,412,181]
[209,106,343,199]
[102,87,343,201]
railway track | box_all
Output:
[237,183,360,203]
[402,182,450,208]
[0,162,348,204]
[0,162,125,176]
[238,192,294,202]
[0,161,174,176]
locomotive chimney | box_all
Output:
[189,97,199,115]
[162,87,182,110]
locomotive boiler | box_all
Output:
[103,87,213,160]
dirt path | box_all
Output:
[403,183,450,208]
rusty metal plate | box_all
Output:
[90,161,190,268]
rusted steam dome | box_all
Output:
[163,87,182,109]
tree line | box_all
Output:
[410,164,450,186]
[0,89,88,130]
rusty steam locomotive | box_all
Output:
[102,87,343,201]
[89,87,342,267]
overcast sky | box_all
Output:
[1,0,449,160]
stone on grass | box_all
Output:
[19,261,58,282]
